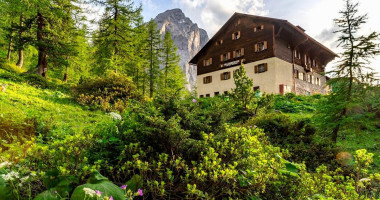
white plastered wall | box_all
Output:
[197,57,294,97]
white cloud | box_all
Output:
[173,0,268,36]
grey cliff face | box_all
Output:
[154,8,209,90]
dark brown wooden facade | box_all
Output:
[190,13,337,76]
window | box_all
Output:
[216,40,223,46]
[308,75,313,83]
[294,50,301,59]
[214,92,220,96]
[295,70,299,79]
[236,19,241,26]
[254,25,264,32]
[220,52,231,62]
[200,95,204,98]
[298,71,304,80]
[232,31,240,40]
[255,63,268,73]
[221,72,231,80]
[203,58,212,66]
[316,78,320,86]
[303,73,306,81]
[233,69,239,75]
[206,94,210,97]
[203,76,212,84]
[233,48,244,58]
[255,41,267,52]
[254,86,260,92]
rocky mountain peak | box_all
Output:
[155,9,209,90]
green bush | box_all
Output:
[20,74,58,89]
[0,62,24,74]
[72,73,142,112]
[274,94,321,113]
[246,113,338,170]
[0,69,24,82]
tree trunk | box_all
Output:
[63,66,68,83]
[36,12,48,77]
[16,15,24,68]
[6,37,13,61]
[113,2,118,74]
[149,39,154,98]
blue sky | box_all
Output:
[138,0,380,73]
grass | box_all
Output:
[0,69,113,138]
[338,129,380,172]
[283,112,379,173]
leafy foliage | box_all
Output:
[72,73,143,112]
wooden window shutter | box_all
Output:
[210,76,212,83]
[233,51,236,58]
[228,72,231,79]
[261,25,264,30]
[254,44,258,52]
[227,52,231,59]
[254,65,258,73]
[221,40,223,44]
[254,27,257,32]
[264,63,268,72]
[220,54,223,61]
[220,73,223,80]
[264,41,268,50]
[203,60,206,66]
[203,77,206,84]
[232,33,235,40]
[210,58,212,64]
[238,31,241,38]
[241,48,245,56]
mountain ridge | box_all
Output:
[154,8,209,90]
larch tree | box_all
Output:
[29,0,83,77]
[146,20,162,98]
[160,31,186,97]
[92,0,142,74]
[127,18,149,91]
[317,0,380,143]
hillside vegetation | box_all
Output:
[0,0,380,199]
[1,64,379,199]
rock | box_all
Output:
[154,8,209,90]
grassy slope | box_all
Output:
[0,69,112,137]
[338,129,380,172]
[285,112,380,172]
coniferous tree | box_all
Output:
[159,31,186,97]
[93,0,142,74]
[232,64,255,110]
[316,0,380,143]
[146,20,162,98]
[29,0,83,77]
[127,18,149,91]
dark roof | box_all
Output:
[189,12,338,64]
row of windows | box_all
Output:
[203,63,269,84]
[199,86,261,98]
[204,41,268,67]
[215,24,265,45]
[294,50,320,68]
[296,70,321,86]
